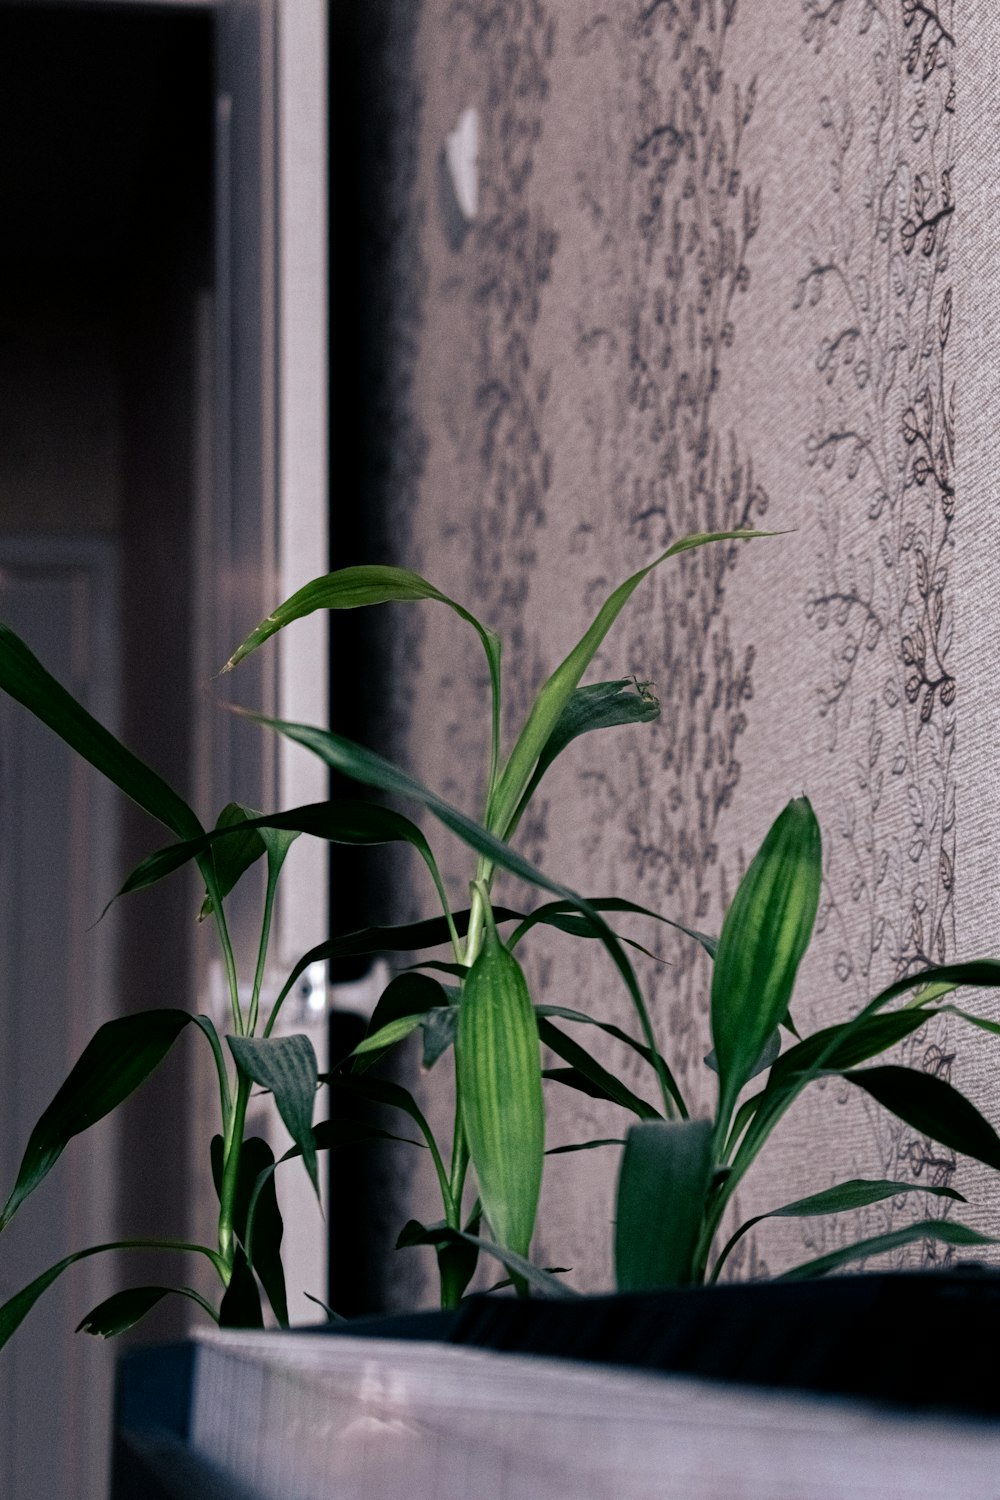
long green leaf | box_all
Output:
[710,798,821,1126]
[845,1066,1000,1172]
[77,1284,219,1338]
[488,530,777,838]
[767,1010,936,1090]
[457,915,544,1259]
[396,1222,577,1298]
[538,1018,664,1121]
[228,1035,319,1194]
[349,973,448,1073]
[780,1221,996,1281]
[0,1010,195,1230]
[0,1239,225,1351]
[251,714,682,1118]
[0,624,202,840]
[615,1119,714,1290]
[711,1178,965,1282]
[325,1074,452,1216]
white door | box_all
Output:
[0,541,120,1500]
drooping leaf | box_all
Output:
[397,1223,577,1298]
[395,1209,483,1306]
[845,1066,1000,1172]
[0,1238,225,1351]
[116,800,453,947]
[712,1178,965,1282]
[77,1284,218,1338]
[253,715,683,1118]
[510,897,717,961]
[222,563,499,681]
[269,908,522,1026]
[0,624,202,840]
[0,1010,195,1230]
[218,1248,264,1329]
[324,1074,451,1212]
[228,1035,319,1193]
[615,1119,714,1290]
[546,1138,625,1155]
[710,798,821,1125]
[488,529,777,839]
[780,1220,996,1281]
[538,1020,662,1121]
[457,916,545,1259]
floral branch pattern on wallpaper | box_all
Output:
[568,0,766,1116]
[798,0,956,1243]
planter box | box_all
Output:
[113,1272,1000,1500]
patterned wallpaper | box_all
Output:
[362,0,998,1294]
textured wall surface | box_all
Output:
[360,0,1000,1296]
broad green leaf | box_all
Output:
[704,1028,781,1082]
[510,898,717,961]
[228,1035,319,1193]
[396,1222,577,1298]
[0,1238,225,1351]
[538,1019,662,1121]
[210,1135,287,1327]
[615,1119,714,1290]
[780,1220,997,1280]
[77,1284,218,1338]
[711,1178,965,1282]
[0,624,202,840]
[219,1248,264,1329]
[0,1010,194,1230]
[488,530,777,838]
[710,798,821,1125]
[845,1066,1000,1172]
[350,973,448,1073]
[395,1211,483,1306]
[199,801,268,919]
[254,715,682,1118]
[422,1006,460,1068]
[457,918,544,1259]
[509,679,660,826]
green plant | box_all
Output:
[0,526,998,1347]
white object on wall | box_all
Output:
[445,107,479,223]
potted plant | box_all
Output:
[1,527,999,1351]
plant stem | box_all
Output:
[217,1070,252,1277]
[247,864,280,1036]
